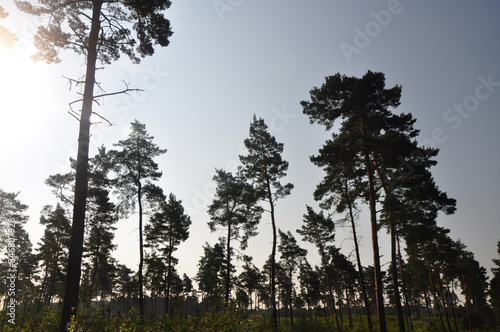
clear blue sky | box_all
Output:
[1,1,499,282]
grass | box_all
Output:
[0,306,496,331]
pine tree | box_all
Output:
[196,241,228,311]
[278,230,307,325]
[15,1,173,327]
[238,255,263,313]
[312,134,374,331]
[0,190,36,311]
[297,206,341,331]
[110,120,166,318]
[301,71,458,331]
[239,115,293,327]
[490,240,500,321]
[36,204,71,308]
[207,169,262,306]
[145,193,191,315]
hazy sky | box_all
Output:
[1,1,499,282]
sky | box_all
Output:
[1,1,499,284]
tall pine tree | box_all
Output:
[239,115,293,328]
[15,1,173,328]
[110,120,167,318]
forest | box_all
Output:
[1,1,500,332]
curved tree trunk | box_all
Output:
[363,148,386,332]
[59,2,103,330]
[138,181,145,319]
[343,179,373,331]
[318,243,341,331]
[373,159,405,332]
[225,217,232,307]
[397,233,414,330]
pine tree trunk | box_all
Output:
[372,159,404,332]
[165,243,173,316]
[265,174,278,329]
[138,180,145,319]
[319,244,341,331]
[363,149,387,332]
[436,275,452,332]
[59,1,103,331]
[425,251,446,331]
[345,287,353,330]
[424,289,434,327]
[289,268,294,325]
[390,217,406,332]
[225,218,231,307]
[343,179,373,331]
[462,274,473,332]
[397,233,414,330]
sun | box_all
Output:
[0,46,53,155]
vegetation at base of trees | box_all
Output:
[0,305,497,332]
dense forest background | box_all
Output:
[1,1,500,331]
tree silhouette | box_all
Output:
[312,134,374,331]
[239,115,293,328]
[207,169,262,307]
[110,120,166,319]
[302,71,410,332]
[297,206,341,331]
[14,1,173,328]
[196,241,228,311]
[278,230,307,325]
[491,239,500,322]
[146,193,191,315]
[36,204,71,309]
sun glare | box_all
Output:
[0,46,52,155]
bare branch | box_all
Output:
[91,111,113,126]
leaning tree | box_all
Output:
[110,120,166,318]
[239,115,293,328]
[207,169,262,307]
[15,0,173,329]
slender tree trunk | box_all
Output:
[345,286,353,330]
[423,289,434,327]
[397,233,414,330]
[138,181,145,319]
[319,244,341,331]
[425,251,446,331]
[59,1,103,330]
[372,160,405,332]
[389,216,406,332]
[289,269,294,325]
[363,149,386,332]
[165,243,173,316]
[225,218,231,307]
[462,274,472,332]
[87,257,99,304]
[442,269,459,332]
[436,276,452,332]
[343,179,373,331]
[264,175,278,329]
[336,283,344,331]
